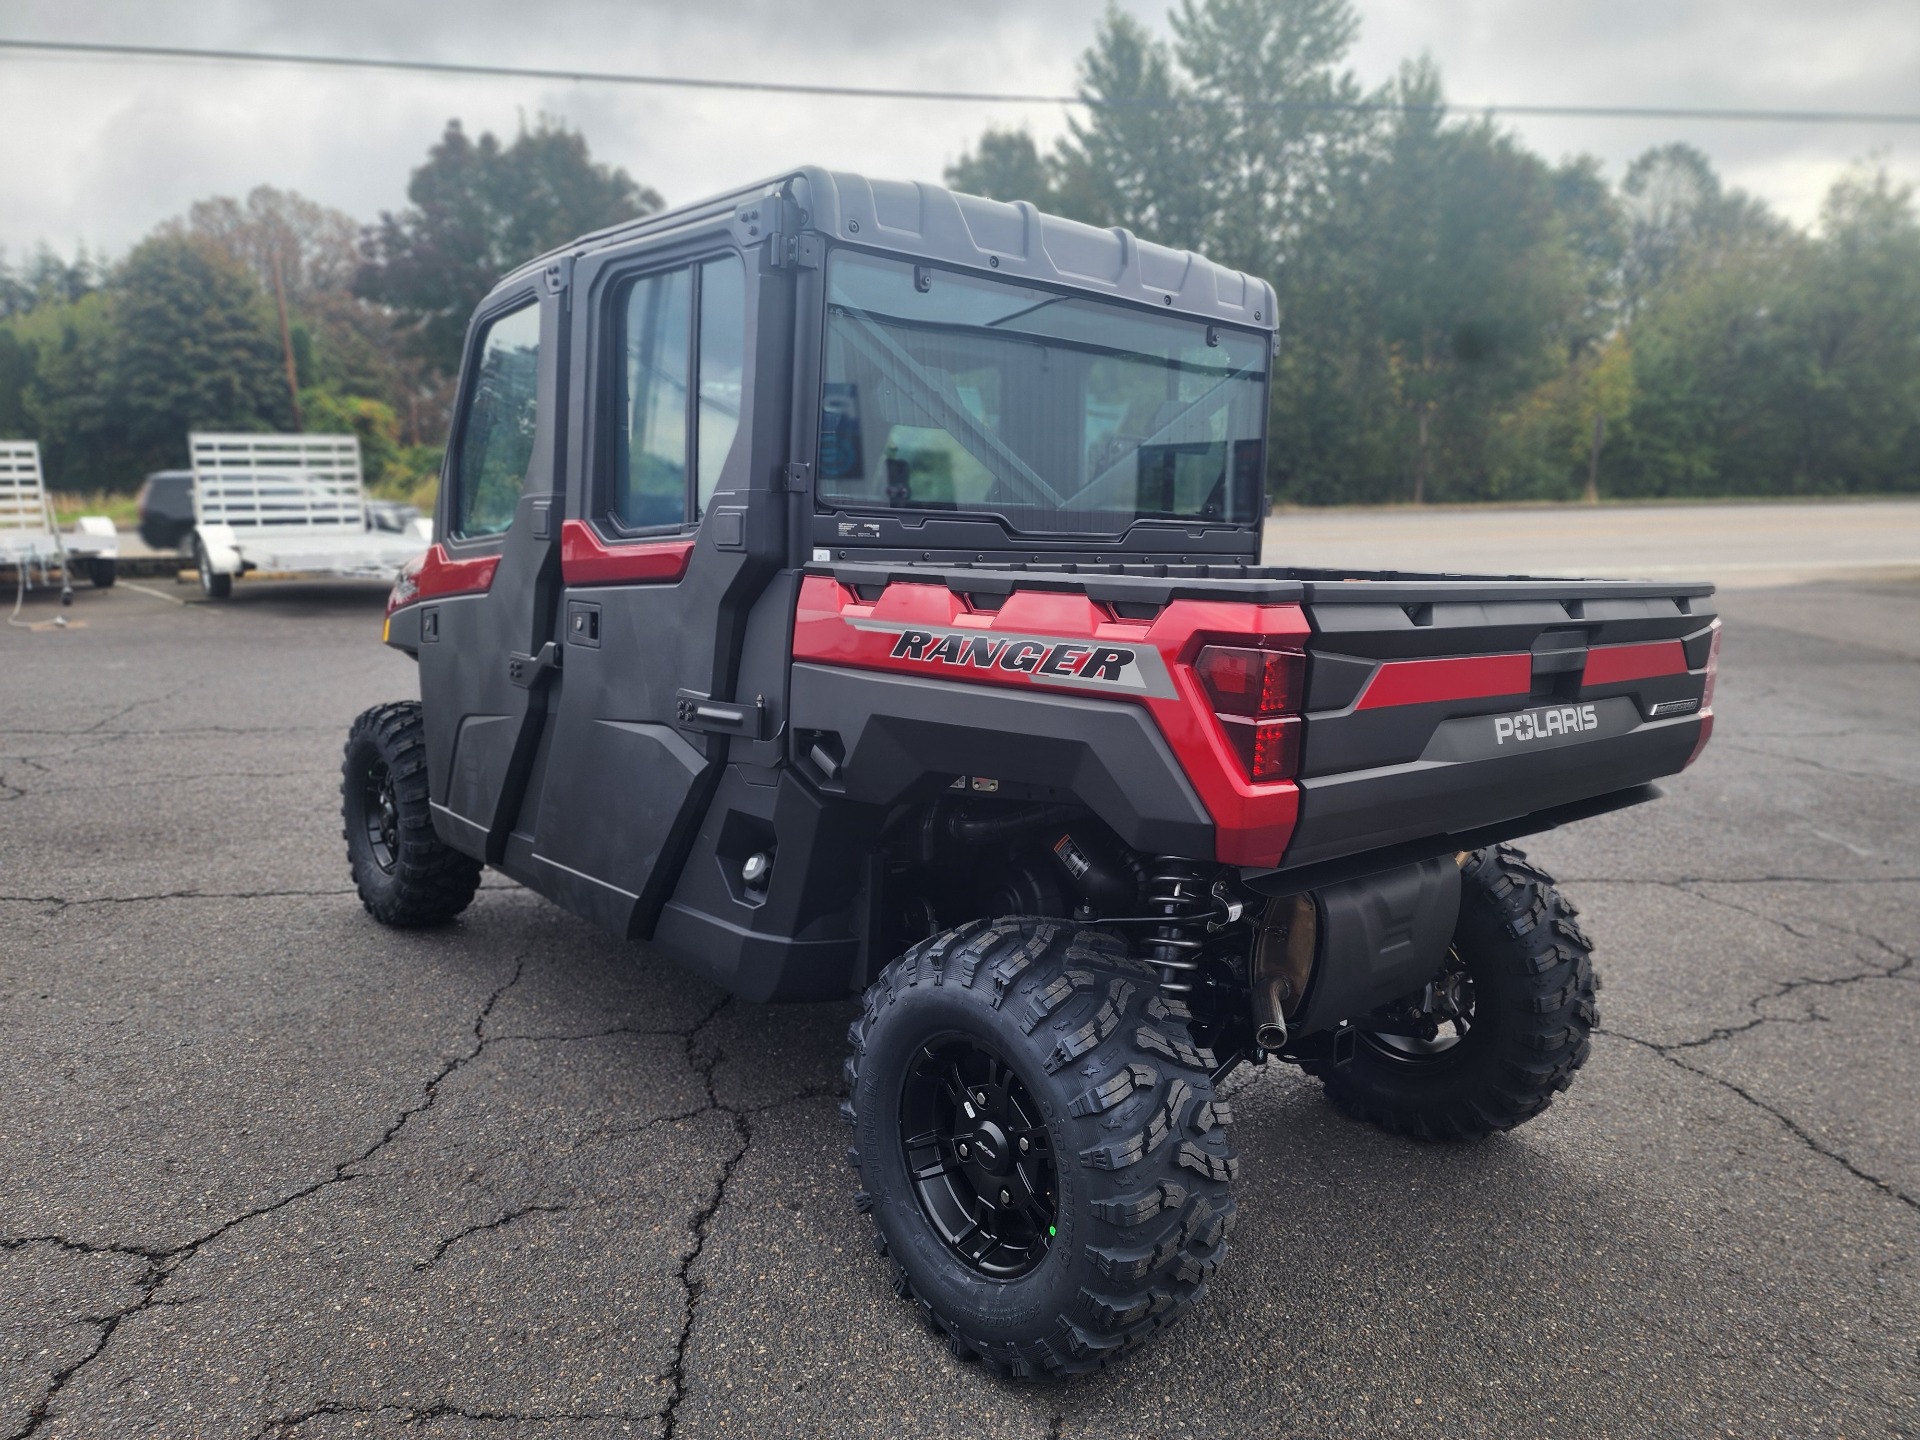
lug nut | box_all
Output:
[999,1189,1012,1205]
[957,1142,970,1157]
[975,1091,987,1105]
[1018,1137,1029,1153]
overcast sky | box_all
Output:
[2,0,1916,264]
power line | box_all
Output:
[3,36,1919,126]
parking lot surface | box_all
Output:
[2,559,1916,1439]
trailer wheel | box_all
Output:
[1312,844,1599,1141]
[84,557,115,588]
[341,701,481,927]
[843,919,1238,1379]
[192,536,231,599]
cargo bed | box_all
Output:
[807,560,1719,881]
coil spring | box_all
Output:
[1143,859,1212,994]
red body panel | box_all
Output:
[406,544,499,607]
[1353,653,1532,711]
[1581,639,1689,687]
[560,519,694,585]
[793,575,1311,866]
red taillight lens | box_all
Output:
[1196,645,1305,718]
[1217,715,1301,783]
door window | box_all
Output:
[696,255,746,515]
[451,300,541,540]
[612,268,693,529]
[608,255,748,531]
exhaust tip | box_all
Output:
[1255,1022,1287,1052]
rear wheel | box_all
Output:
[341,701,481,926]
[844,920,1238,1379]
[85,557,116,588]
[1311,845,1598,1141]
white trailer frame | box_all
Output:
[0,440,118,588]
[187,433,430,591]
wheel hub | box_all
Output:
[962,1117,1011,1174]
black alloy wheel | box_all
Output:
[340,700,482,927]
[1356,947,1478,1067]
[360,757,401,875]
[899,1035,1057,1280]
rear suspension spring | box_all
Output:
[1143,859,1212,995]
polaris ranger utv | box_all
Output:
[343,168,1719,1379]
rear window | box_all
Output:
[817,251,1267,537]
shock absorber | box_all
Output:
[1143,858,1212,994]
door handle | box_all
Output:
[674,688,767,740]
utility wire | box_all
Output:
[3,36,1919,126]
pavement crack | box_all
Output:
[414,1203,573,1272]
[1615,880,1918,1050]
[1716,739,1916,788]
[0,887,360,915]
[1600,1028,1920,1219]
[256,1399,653,1435]
[0,962,526,1440]
[660,994,748,1440]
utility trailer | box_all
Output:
[0,440,118,593]
[343,168,1721,1379]
[185,433,430,598]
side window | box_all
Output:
[695,255,746,515]
[452,301,541,540]
[611,268,692,530]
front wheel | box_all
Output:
[1312,844,1599,1141]
[341,701,481,926]
[85,557,116,588]
[843,920,1238,1379]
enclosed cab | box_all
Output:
[345,169,1717,1379]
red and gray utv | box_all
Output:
[343,168,1719,1378]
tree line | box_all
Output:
[0,119,654,498]
[4,0,1917,504]
[950,0,1920,503]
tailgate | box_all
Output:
[1280,577,1718,870]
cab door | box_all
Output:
[521,240,783,938]
[417,273,569,861]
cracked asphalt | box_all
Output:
[2,573,1917,1439]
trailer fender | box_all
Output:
[69,515,119,559]
[194,524,242,576]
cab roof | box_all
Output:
[505,165,1277,333]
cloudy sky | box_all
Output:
[2,0,1916,263]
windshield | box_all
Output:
[817,251,1268,537]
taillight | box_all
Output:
[386,551,424,616]
[1196,645,1303,717]
[1196,645,1305,783]
[1686,619,1722,768]
[1699,619,1722,713]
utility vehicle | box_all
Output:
[343,169,1719,1378]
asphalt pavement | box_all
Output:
[1,551,1916,1438]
